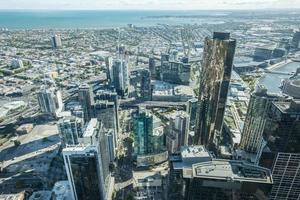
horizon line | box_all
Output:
[1,8,300,11]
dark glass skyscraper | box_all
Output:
[78,83,94,123]
[259,99,300,200]
[194,32,236,148]
[63,146,104,200]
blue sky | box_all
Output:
[0,0,299,10]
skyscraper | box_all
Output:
[37,86,63,117]
[149,56,156,78]
[240,87,282,155]
[167,111,190,153]
[292,31,300,49]
[63,118,112,200]
[95,90,120,134]
[105,56,113,84]
[51,34,62,49]
[58,116,83,147]
[194,32,236,148]
[93,100,118,145]
[133,108,165,156]
[259,99,300,200]
[78,83,94,123]
[63,145,104,200]
[187,98,198,130]
[112,59,129,97]
[131,68,152,100]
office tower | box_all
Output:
[292,31,300,49]
[95,90,119,134]
[63,119,112,200]
[105,56,113,84]
[194,32,236,148]
[131,68,151,100]
[51,34,62,49]
[169,146,273,200]
[78,83,94,123]
[133,108,165,156]
[167,111,190,153]
[93,100,118,144]
[259,100,300,200]
[112,59,129,97]
[37,86,63,117]
[58,116,83,147]
[63,145,105,200]
[240,88,282,155]
[187,98,198,130]
[139,69,151,100]
[149,56,156,78]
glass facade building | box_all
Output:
[133,108,165,156]
[194,32,236,148]
[259,100,300,200]
[240,88,282,154]
[63,146,104,200]
[78,83,94,123]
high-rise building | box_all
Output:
[105,56,113,84]
[58,116,83,147]
[130,68,152,100]
[292,31,300,49]
[93,100,118,144]
[37,86,63,117]
[187,98,198,130]
[167,111,190,153]
[194,32,236,148]
[95,90,119,134]
[112,59,129,97]
[63,145,105,200]
[63,118,113,200]
[78,84,94,123]
[133,108,165,156]
[259,99,300,200]
[240,88,282,155]
[159,53,191,85]
[149,56,156,78]
[51,34,62,49]
[169,146,273,200]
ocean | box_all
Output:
[0,10,230,29]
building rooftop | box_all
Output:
[83,118,98,137]
[191,160,272,184]
[180,145,210,159]
[63,144,97,155]
[273,99,300,114]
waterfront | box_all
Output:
[259,61,300,93]
[0,10,227,29]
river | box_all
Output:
[258,61,300,94]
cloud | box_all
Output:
[0,0,299,10]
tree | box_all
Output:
[14,140,21,147]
